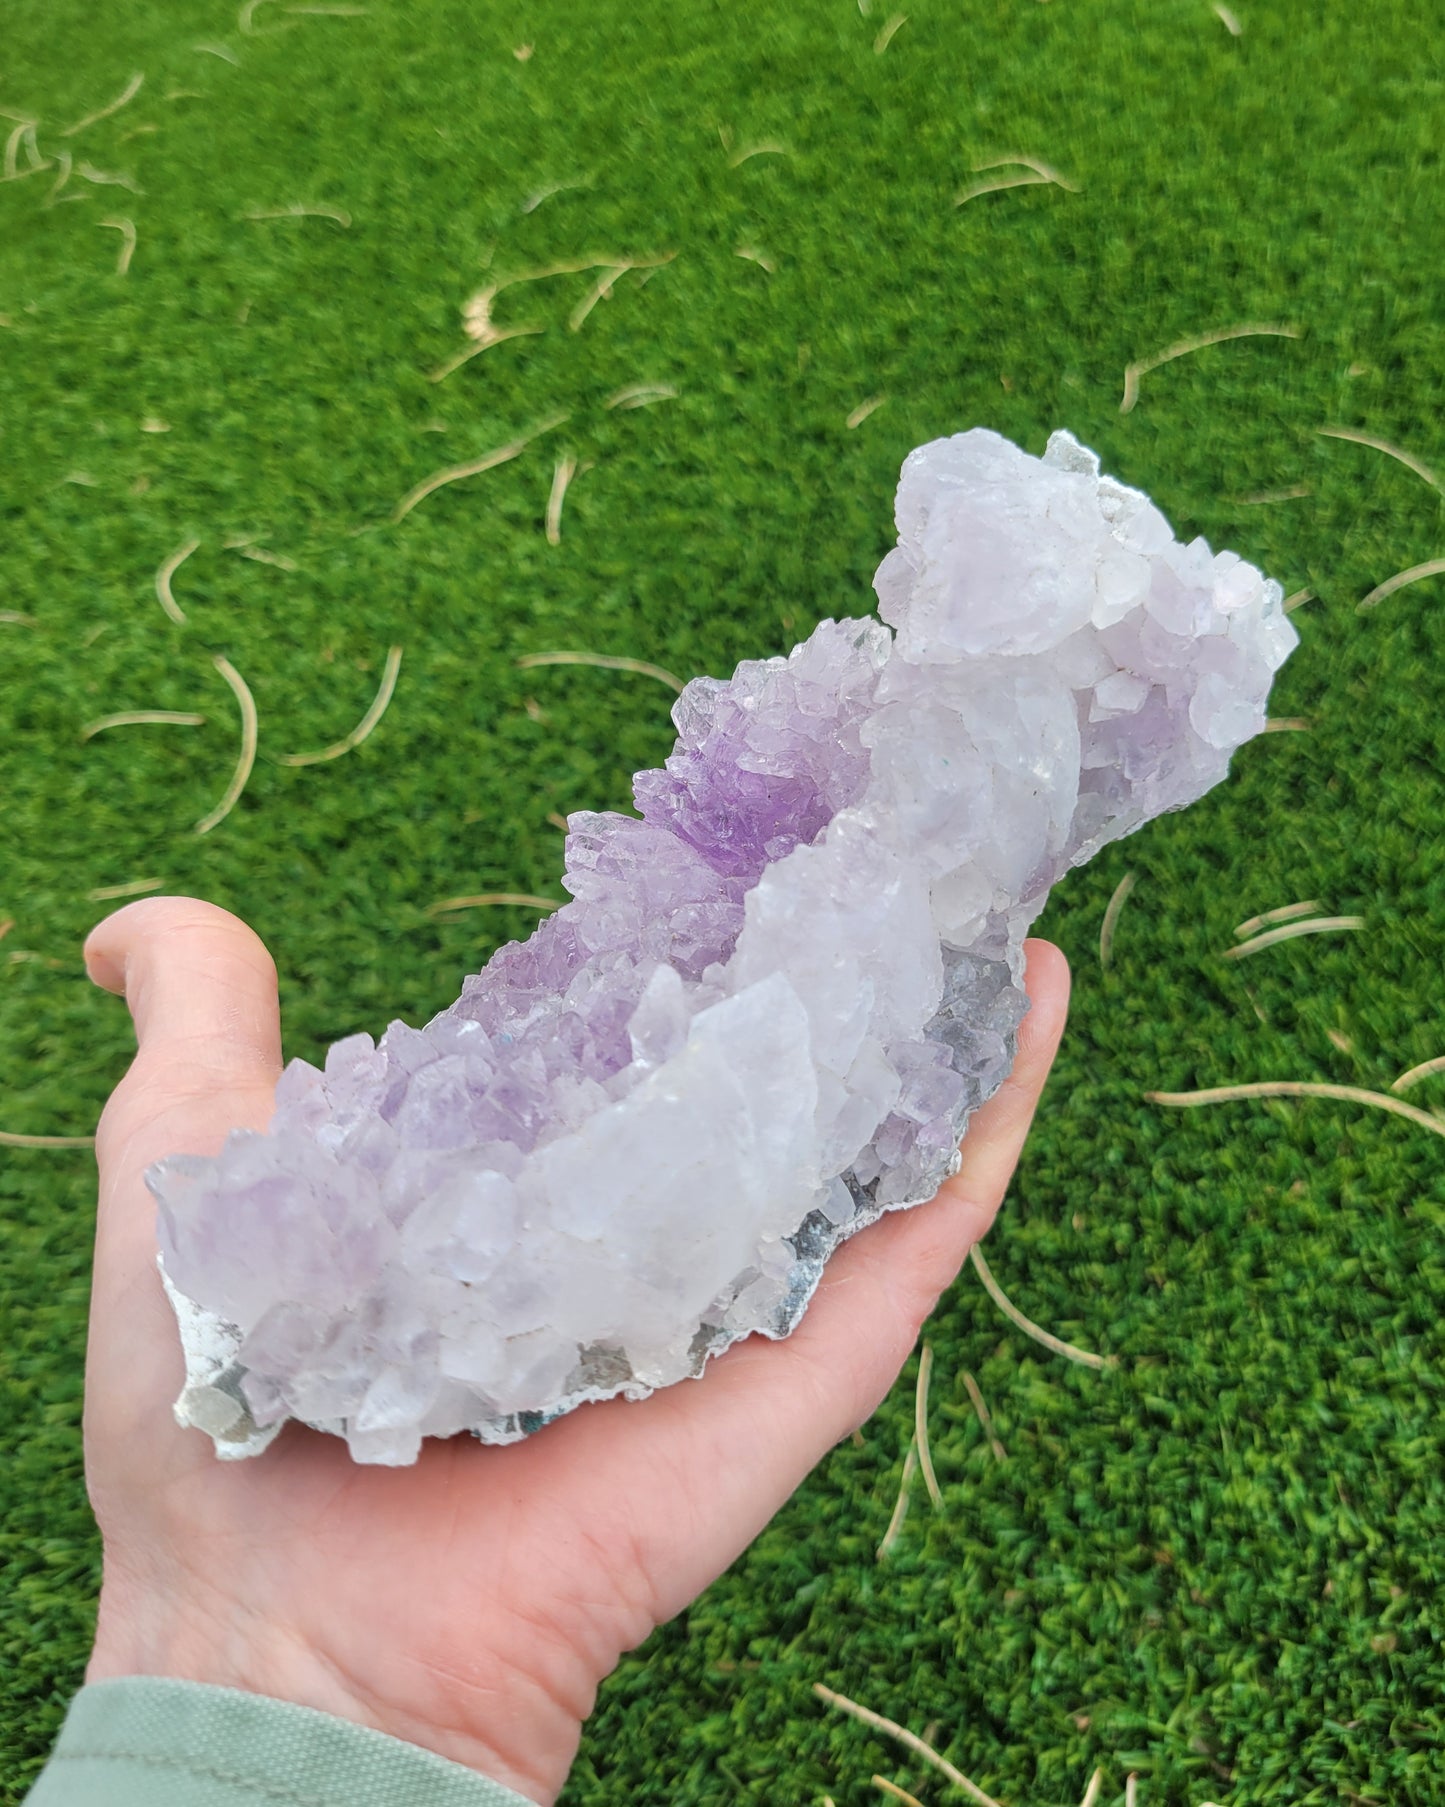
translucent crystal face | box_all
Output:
[152,428,1298,1464]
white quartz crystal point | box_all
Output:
[151,425,1296,1466]
[870,426,1296,947]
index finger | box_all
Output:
[558,938,1071,1620]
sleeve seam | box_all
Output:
[48,1748,334,1806]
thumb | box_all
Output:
[86,895,282,1109]
[82,897,284,1443]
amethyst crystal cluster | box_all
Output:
[155,429,1297,1463]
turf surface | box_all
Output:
[3,1,1444,1800]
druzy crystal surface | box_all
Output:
[153,429,1297,1463]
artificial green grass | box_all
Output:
[3,0,1444,1799]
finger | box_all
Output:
[936,936,1074,1228]
[557,938,1071,1614]
[83,897,283,1447]
[86,895,282,1104]
[794,938,1072,1380]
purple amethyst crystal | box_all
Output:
[152,428,1298,1463]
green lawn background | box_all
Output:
[2,1,1442,1800]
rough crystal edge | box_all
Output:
[160,1033,1006,1457]
[161,1263,287,1460]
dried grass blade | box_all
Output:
[728,141,790,167]
[1358,556,1445,613]
[62,71,144,137]
[545,456,578,546]
[194,655,257,835]
[427,892,560,917]
[1223,915,1362,959]
[87,877,164,901]
[1098,870,1135,970]
[1391,1053,1445,1094]
[1234,485,1310,505]
[79,162,142,192]
[961,1370,1006,1462]
[1317,426,1442,497]
[3,119,33,180]
[99,216,137,275]
[972,153,1079,191]
[567,266,625,331]
[812,1684,1005,1807]
[970,1245,1111,1370]
[876,1439,918,1561]
[1120,323,1301,414]
[605,383,677,410]
[392,413,568,521]
[569,251,675,330]
[42,152,73,205]
[1233,899,1320,938]
[245,202,351,226]
[281,645,402,765]
[460,256,638,346]
[915,1343,942,1510]
[0,1127,97,1149]
[847,395,887,429]
[235,544,298,570]
[521,177,593,213]
[82,710,206,740]
[1145,1080,1445,1141]
[874,1779,926,1807]
[956,170,1049,207]
[156,537,200,623]
[517,650,685,694]
[428,325,544,382]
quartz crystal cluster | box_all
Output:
[154,429,1297,1463]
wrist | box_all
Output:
[87,1568,582,1805]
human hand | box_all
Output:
[81,897,1070,1804]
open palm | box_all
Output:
[81,897,1070,1804]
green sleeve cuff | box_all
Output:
[25,1678,538,1807]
